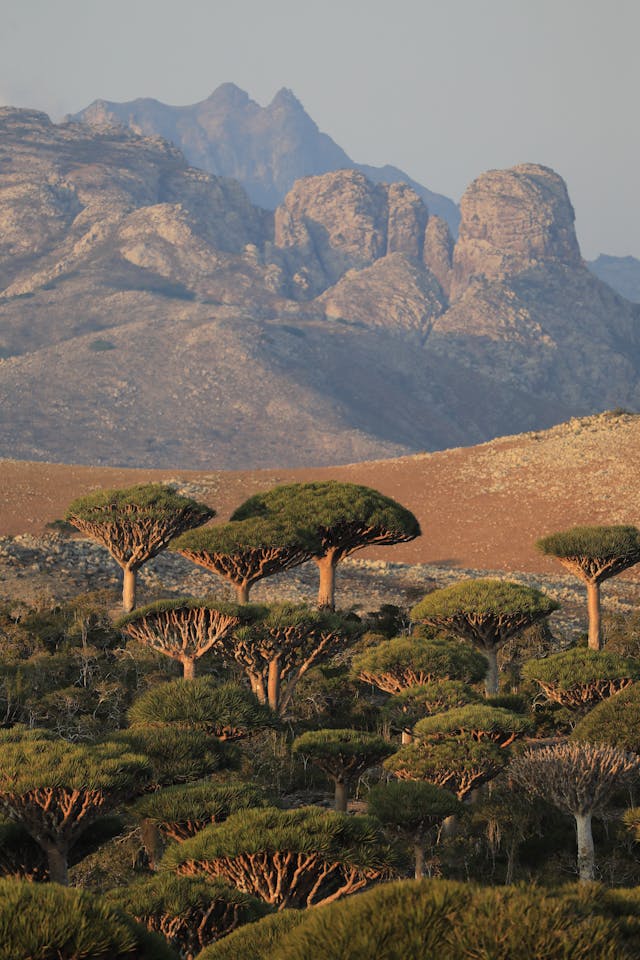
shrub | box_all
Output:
[0,878,176,960]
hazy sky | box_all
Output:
[1,0,637,259]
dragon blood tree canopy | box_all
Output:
[172,515,318,603]
[231,481,420,609]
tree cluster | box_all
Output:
[1,487,640,957]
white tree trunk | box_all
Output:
[575,811,595,882]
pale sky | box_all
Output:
[1,0,638,259]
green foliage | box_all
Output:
[367,781,462,832]
[116,598,257,631]
[571,682,640,752]
[231,481,420,549]
[115,725,235,787]
[413,704,533,741]
[266,879,640,960]
[127,678,275,734]
[196,911,307,960]
[536,525,640,564]
[161,806,395,874]
[384,737,507,800]
[411,578,559,622]
[383,681,481,733]
[105,874,270,957]
[291,729,394,779]
[352,635,488,691]
[0,878,176,960]
[0,727,150,794]
[522,648,640,688]
[132,779,270,827]
[171,516,318,555]
[67,483,213,526]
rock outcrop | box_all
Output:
[273,171,429,297]
[450,164,582,299]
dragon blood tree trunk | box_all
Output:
[484,647,499,696]
[122,566,137,614]
[315,555,338,611]
[334,780,348,813]
[575,811,595,882]
[586,581,603,651]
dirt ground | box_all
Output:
[1,411,639,580]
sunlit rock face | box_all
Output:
[450,163,582,300]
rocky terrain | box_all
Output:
[1,411,639,642]
[70,84,460,229]
[0,108,639,470]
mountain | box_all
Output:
[0,107,639,470]
[587,254,640,303]
[70,84,460,231]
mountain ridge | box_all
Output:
[69,84,460,231]
[0,107,639,470]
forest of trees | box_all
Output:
[2,481,640,958]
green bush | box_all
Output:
[196,910,307,960]
[116,725,237,786]
[127,678,275,737]
[0,878,176,960]
[268,880,640,960]
[571,682,640,751]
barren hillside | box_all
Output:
[2,411,638,576]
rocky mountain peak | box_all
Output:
[451,162,582,299]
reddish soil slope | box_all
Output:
[1,411,638,579]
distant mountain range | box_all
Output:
[70,84,460,232]
[0,103,638,470]
[69,85,640,305]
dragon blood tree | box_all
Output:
[292,729,394,812]
[116,598,253,680]
[0,727,150,885]
[571,681,640,752]
[351,635,488,695]
[171,516,317,603]
[412,703,533,749]
[66,483,214,612]
[132,780,270,845]
[105,874,270,959]
[231,481,420,610]
[510,741,640,882]
[411,579,559,696]
[367,781,462,879]
[384,737,507,801]
[218,603,361,715]
[161,806,396,910]
[536,525,640,650]
[522,648,640,713]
